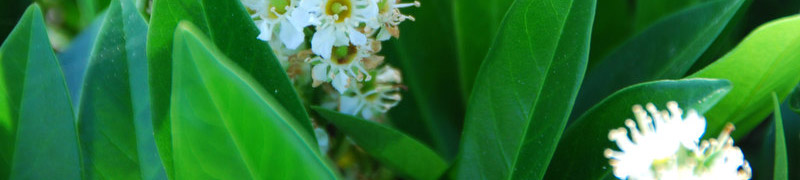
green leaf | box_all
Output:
[77,0,111,27]
[147,0,313,176]
[773,93,788,180]
[789,84,800,114]
[313,107,447,180]
[451,0,596,179]
[546,78,732,179]
[0,4,82,179]
[57,11,105,111]
[688,15,800,138]
[170,21,337,179]
[384,0,464,160]
[573,0,745,120]
[453,0,513,100]
[74,0,166,179]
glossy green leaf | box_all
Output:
[384,0,464,160]
[0,4,82,179]
[75,0,166,179]
[170,22,337,179]
[773,93,788,180]
[147,0,313,176]
[688,15,800,138]
[573,0,744,120]
[77,0,111,27]
[452,0,596,179]
[57,11,105,110]
[453,0,513,99]
[546,78,732,179]
[313,107,447,180]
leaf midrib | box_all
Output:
[506,0,575,179]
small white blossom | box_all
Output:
[297,0,379,58]
[242,0,307,49]
[605,102,751,180]
[339,65,402,120]
[314,127,330,154]
[309,44,373,93]
[370,0,419,41]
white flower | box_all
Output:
[314,127,330,154]
[605,102,751,180]
[339,65,402,120]
[370,0,419,41]
[297,0,379,58]
[309,44,373,93]
[242,0,307,49]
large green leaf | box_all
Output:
[573,0,744,119]
[453,0,513,99]
[75,0,166,179]
[147,0,313,176]
[688,15,800,138]
[0,4,82,179]
[773,93,788,180]
[170,21,337,179]
[546,79,732,179]
[313,107,447,180]
[451,0,596,179]
[58,11,105,110]
[384,0,464,160]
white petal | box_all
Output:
[376,27,391,41]
[339,95,360,115]
[361,0,379,19]
[361,108,375,120]
[257,20,272,41]
[279,20,305,49]
[312,28,335,58]
[289,7,313,29]
[332,71,350,94]
[348,28,367,45]
[315,128,330,153]
[311,63,330,82]
[299,0,321,10]
[333,29,349,46]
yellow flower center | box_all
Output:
[331,44,358,66]
[325,0,352,22]
[268,0,291,19]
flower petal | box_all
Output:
[349,28,367,45]
[279,20,305,49]
[312,28,336,58]
[311,63,330,82]
[332,71,350,94]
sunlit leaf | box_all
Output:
[169,22,337,179]
[452,0,596,179]
[689,15,800,138]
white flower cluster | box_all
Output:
[605,102,751,180]
[241,0,417,120]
